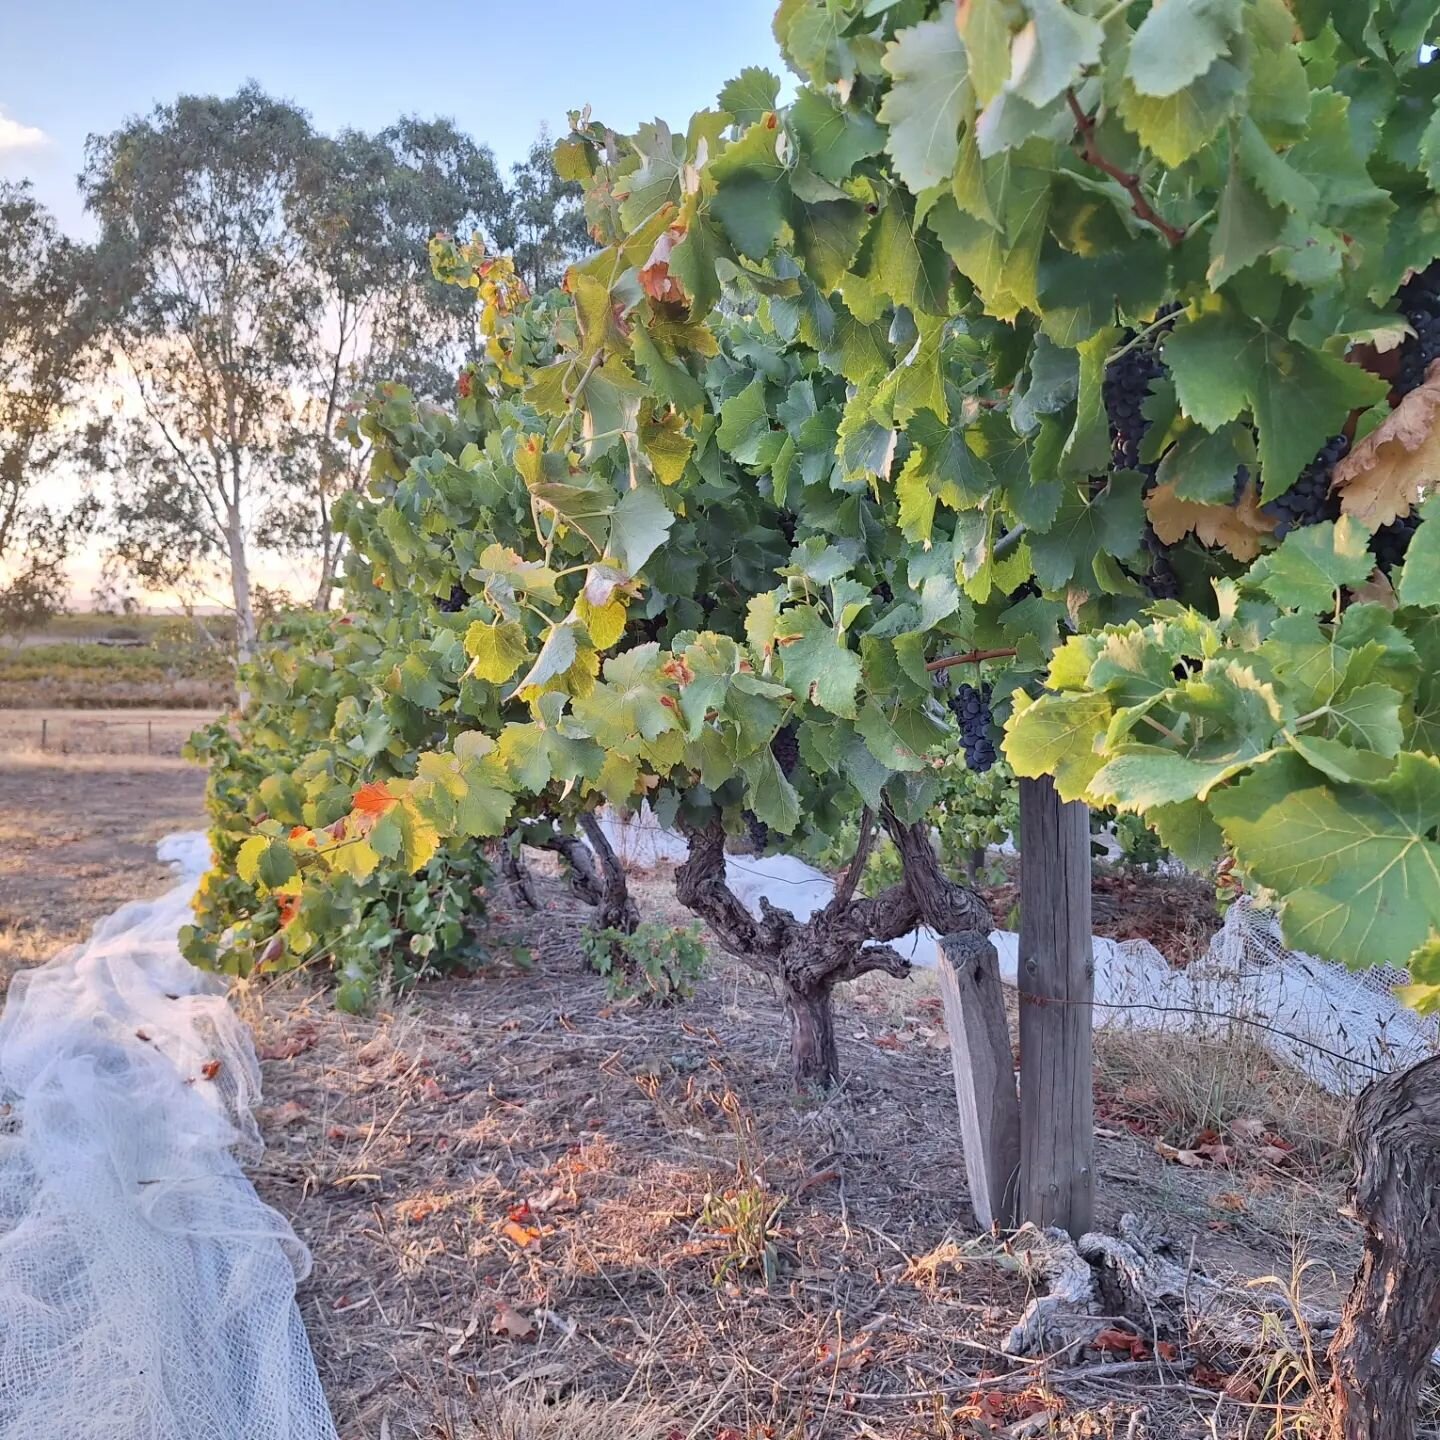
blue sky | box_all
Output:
[0,0,786,234]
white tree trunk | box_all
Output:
[226,507,257,672]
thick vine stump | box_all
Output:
[784,981,839,1090]
[1017,775,1094,1237]
[1330,1055,1440,1439]
[937,930,1020,1228]
[675,811,989,1091]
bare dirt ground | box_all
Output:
[238,870,1361,1440]
[0,708,211,989]
[6,742,1371,1439]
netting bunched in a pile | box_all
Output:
[0,834,338,1440]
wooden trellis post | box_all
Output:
[1016,775,1095,1237]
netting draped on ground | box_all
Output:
[0,834,338,1440]
[598,810,1440,1097]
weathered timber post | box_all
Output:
[937,930,1021,1228]
[1329,1055,1440,1439]
[1017,774,1094,1236]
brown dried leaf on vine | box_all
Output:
[640,224,690,306]
[1147,480,1276,561]
[1333,361,1440,527]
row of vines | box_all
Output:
[185,3,1440,1429]
[189,0,1440,1061]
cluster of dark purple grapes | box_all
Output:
[1103,308,1183,596]
[1103,343,1167,476]
[1395,261,1440,396]
[771,723,801,778]
[1260,435,1348,537]
[1140,529,1180,601]
[1371,513,1420,573]
[949,682,997,773]
[438,583,468,613]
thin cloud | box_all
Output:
[0,108,48,153]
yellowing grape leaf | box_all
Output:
[1333,363,1440,527]
[1147,480,1276,561]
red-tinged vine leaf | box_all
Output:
[1147,480,1277,561]
[1334,362,1440,527]
[1256,1143,1293,1166]
[491,1301,537,1342]
[352,780,397,821]
[275,893,300,928]
[418,1076,445,1102]
[199,1059,222,1081]
[639,223,690,305]
[1212,1191,1249,1212]
[1156,1340,1180,1361]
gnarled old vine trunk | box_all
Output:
[1329,1055,1440,1439]
[675,808,990,1089]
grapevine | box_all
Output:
[195,0,1440,1084]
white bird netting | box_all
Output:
[0,833,337,1440]
[599,810,1440,1098]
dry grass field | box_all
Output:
[0,708,212,990]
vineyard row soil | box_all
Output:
[1,713,1372,1438]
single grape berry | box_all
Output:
[1261,435,1348,537]
[771,723,801,779]
[948,681,997,774]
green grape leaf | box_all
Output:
[1029,475,1147,590]
[1285,732,1398,786]
[740,746,802,833]
[853,190,952,316]
[709,119,791,258]
[1005,0,1103,110]
[464,620,531,684]
[959,0,1013,107]
[1397,504,1440,607]
[877,16,971,192]
[1127,0,1243,100]
[1323,683,1405,756]
[718,67,781,126]
[1248,517,1375,611]
[1116,55,1247,167]
[1004,691,1112,801]
[776,604,863,717]
[1213,753,1440,971]
[1208,151,1285,287]
[790,87,885,184]
[237,836,297,891]
[609,483,674,576]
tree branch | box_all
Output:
[1065,90,1187,248]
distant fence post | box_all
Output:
[40,718,47,752]
[1017,774,1095,1237]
